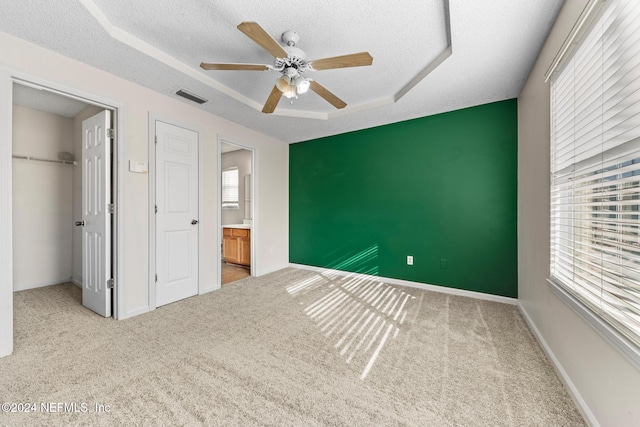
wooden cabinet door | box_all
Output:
[222,228,250,266]
[239,238,251,265]
[223,234,239,263]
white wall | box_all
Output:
[221,148,252,225]
[518,2,640,426]
[12,105,74,291]
[0,29,289,335]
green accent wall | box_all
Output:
[289,99,518,298]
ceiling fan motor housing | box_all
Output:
[274,45,310,77]
[285,45,306,61]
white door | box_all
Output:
[81,110,112,317]
[155,121,199,307]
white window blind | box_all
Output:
[550,0,640,350]
[222,167,239,209]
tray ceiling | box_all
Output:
[0,0,564,143]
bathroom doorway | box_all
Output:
[219,140,254,285]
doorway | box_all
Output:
[0,76,123,357]
[11,82,117,317]
[219,139,255,285]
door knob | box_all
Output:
[191,219,198,225]
[75,221,85,226]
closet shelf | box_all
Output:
[12,155,77,166]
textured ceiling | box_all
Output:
[13,84,90,118]
[0,0,564,143]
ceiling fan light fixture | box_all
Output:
[295,77,310,94]
[276,74,298,98]
[281,84,297,99]
[275,75,291,92]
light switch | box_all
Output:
[129,160,148,174]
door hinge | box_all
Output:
[155,274,158,283]
[107,128,115,139]
[154,135,158,145]
[155,205,158,214]
[107,278,114,289]
[108,203,114,214]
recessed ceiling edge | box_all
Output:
[78,0,451,120]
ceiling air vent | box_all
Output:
[174,88,208,105]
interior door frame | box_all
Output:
[218,136,257,282]
[148,114,203,311]
[0,68,125,357]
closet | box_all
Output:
[11,84,99,292]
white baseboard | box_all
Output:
[258,263,293,278]
[13,277,73,292]
[517,303,599,427]
[118,305,149,320]
[199,283,219,294]
[71,277,82,288]
[289,263,517,305]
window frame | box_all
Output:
[548,0,640,371]
[221,166,239,210]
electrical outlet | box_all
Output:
[440,259,447,269]
[407,255,413,265]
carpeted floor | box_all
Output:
[1,268,585,426]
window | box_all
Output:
[550,0,640,359]
[222,167,239,209]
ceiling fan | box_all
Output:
[200,22,373,114]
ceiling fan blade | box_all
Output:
[310,80,347,109]
[237,21,288,58]
[309,52,373,71]
[262,85,282,114]
[200,62,270,71]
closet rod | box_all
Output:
[12,155,77,166]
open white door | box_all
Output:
[155,121,199,307]
[81,110,112,317]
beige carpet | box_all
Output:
[1,268,585,426]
